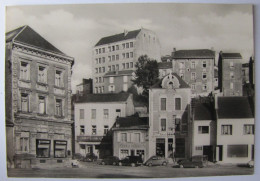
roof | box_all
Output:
[151,73,190,89]
[172,49,215,59]
[6,25,67,56]
[95,29,141,46]
[158,62,172,69]
[104,70,134,77]
[221,53,242,59]
[193,98,215,120]
[217,97,254,119]
[113,117,149,130]
[75,93,131,103]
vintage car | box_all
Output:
[145,156,168,167]
[118,156,143,167]
[101,156,120,165]
[178,155,208,168]
[82,153,98,162]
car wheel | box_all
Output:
[148,163,152,167]
[179,165,184,168]
[131,163,135,167]
[101,162,105,165]
[118,162,122,166]
[162,162,167,166]
[112,162,116,166]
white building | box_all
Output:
[92,28,161,93]
[74,93,134,158]
[216,96,254,164]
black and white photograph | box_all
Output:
[1,0,258,180]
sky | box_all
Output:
[5,3,254,93]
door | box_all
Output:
[131,150,135,156]
[156,139,165,157]
[203,146,213,162]
[218,145,223,161]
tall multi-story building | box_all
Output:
[5,25,74,168]
[218,52,243,96]
[92,28,161,93]
[74,93,135,159]
[148,72,192,160]
[76,78,93,96]
[172,49,215,97]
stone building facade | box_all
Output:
[5,26,74,168]
[218,52,243,96]
[149,73,192,160]
[92,28,161,93]
[172,49,215,97]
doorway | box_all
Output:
[203,145,213,162]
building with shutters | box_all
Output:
[172,48,215,97]
[74,93,135,159]
[148,72,192,160]
[92,28,161,93]
[112,117,149,161]
[5,25,74,168]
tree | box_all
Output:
[132,55,159,98]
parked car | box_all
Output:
[145,156,168,167]
[118,156,143,167]
[82,153,98,162]
[101,156,120,165]
[178,155,208,168]
[247,160,254,168]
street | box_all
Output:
[7,163,254,178]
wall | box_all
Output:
[103,74,133,93]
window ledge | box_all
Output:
[19,79,31,83]
[37,113,48,117]
[37,81,48,86]
[54,115,65,119]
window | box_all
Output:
[191,62,195,69]
[112,55,115,61]
[92,125,97,135]
[191,72,196,80]
[55,70,63,87]
[198,126,209,134]
[116,54,119,60]
[38,96,46,114]
[95,77,98,83]
[54,141,67,158]
[221,125,232,135]
[130,62,133,68]
[244,125,254,135]
[195,146,203,150]
[203,61,207,68]
[203,84,207,91]
[102,86,104,93]
[80,109,84,119]
[123,84,128,92]
[126,53,129,58]
[95,68,98,73]
[230,62,234,68]
[95,49,98,54]
[126,43,129,48]
[55,99,62,117]
[112,65,115,71]
[120,149,129,159]
[20,61,30,80]
[116,109,121,117]
[161,119,166,131]
[123,76,128,83]
[99,48,101,54]
[91,109,96,119]
[112,46,115,51]
[122,53,125,59]
[102,67,105,73]
[99,67,101,73]
[102,57,105,63]
[227,145,248,157]
[175,98,181,110]
[133,133,141,143]
[179,62,184,69]
[102,48,105,53]
[161,98,166,111]
[202,72,207,79]
[109,77,114,83]
[20,133,29,152]
[108,85,115,92]
[122,43,125,49]
[126,63,129,69]
[108,66,111,72]
[122,63,125,69]
[36,139,50,158]
[175,118,180,131]
[21,93,29,112]
[130,42,133,47]
[38,66,47,83]
[230,82,234,89]
[104,125,109,135]
[80,125,85,135]
[230,72,234,79]
[108,46,111,52]
[104,109,109,119]
[95,87,98,93]
[108,56,111,61]
[121,133,127,142]
[99,77,102,83]
[130,52,133,58]
[116,64,119,70]
[99,58,101,64]
[116,45,119,50]
[191,84,195,90]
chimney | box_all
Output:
[173,47,176,52]
[172,48,176,58]
[124,29,128,36]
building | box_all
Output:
[148,72,192,160]
[249,56,254,86]
[5,25,74,168]
[172,49,215,97]
[215,96,254,164]
[76,78,93,96]
[218,52,243,96]
[214,67,218,90]
[161,55,173,62]
[158,62,173,78]
[192,97,216,162]
[103,70,134,93]
[74,93,135,159]
[92,28,161,93]
[112,117,149,161]
[242,63,249,84]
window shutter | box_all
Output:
[117,132,121,142]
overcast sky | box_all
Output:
[6,3,253,93]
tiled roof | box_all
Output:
[193,98,215,120]
[221,53,242,59]
[95,29,141,46]
[217,97,254,119]
[151,73,190,88]
[6,25,67,56]
[172,49,215,59]
[114,117,149,129]
[158,62,172,69]
[75,93,131,103]
[104,70,134,77]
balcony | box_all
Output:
[36,82,48,92]
[18,80,31,89]
[54,86,65,95]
